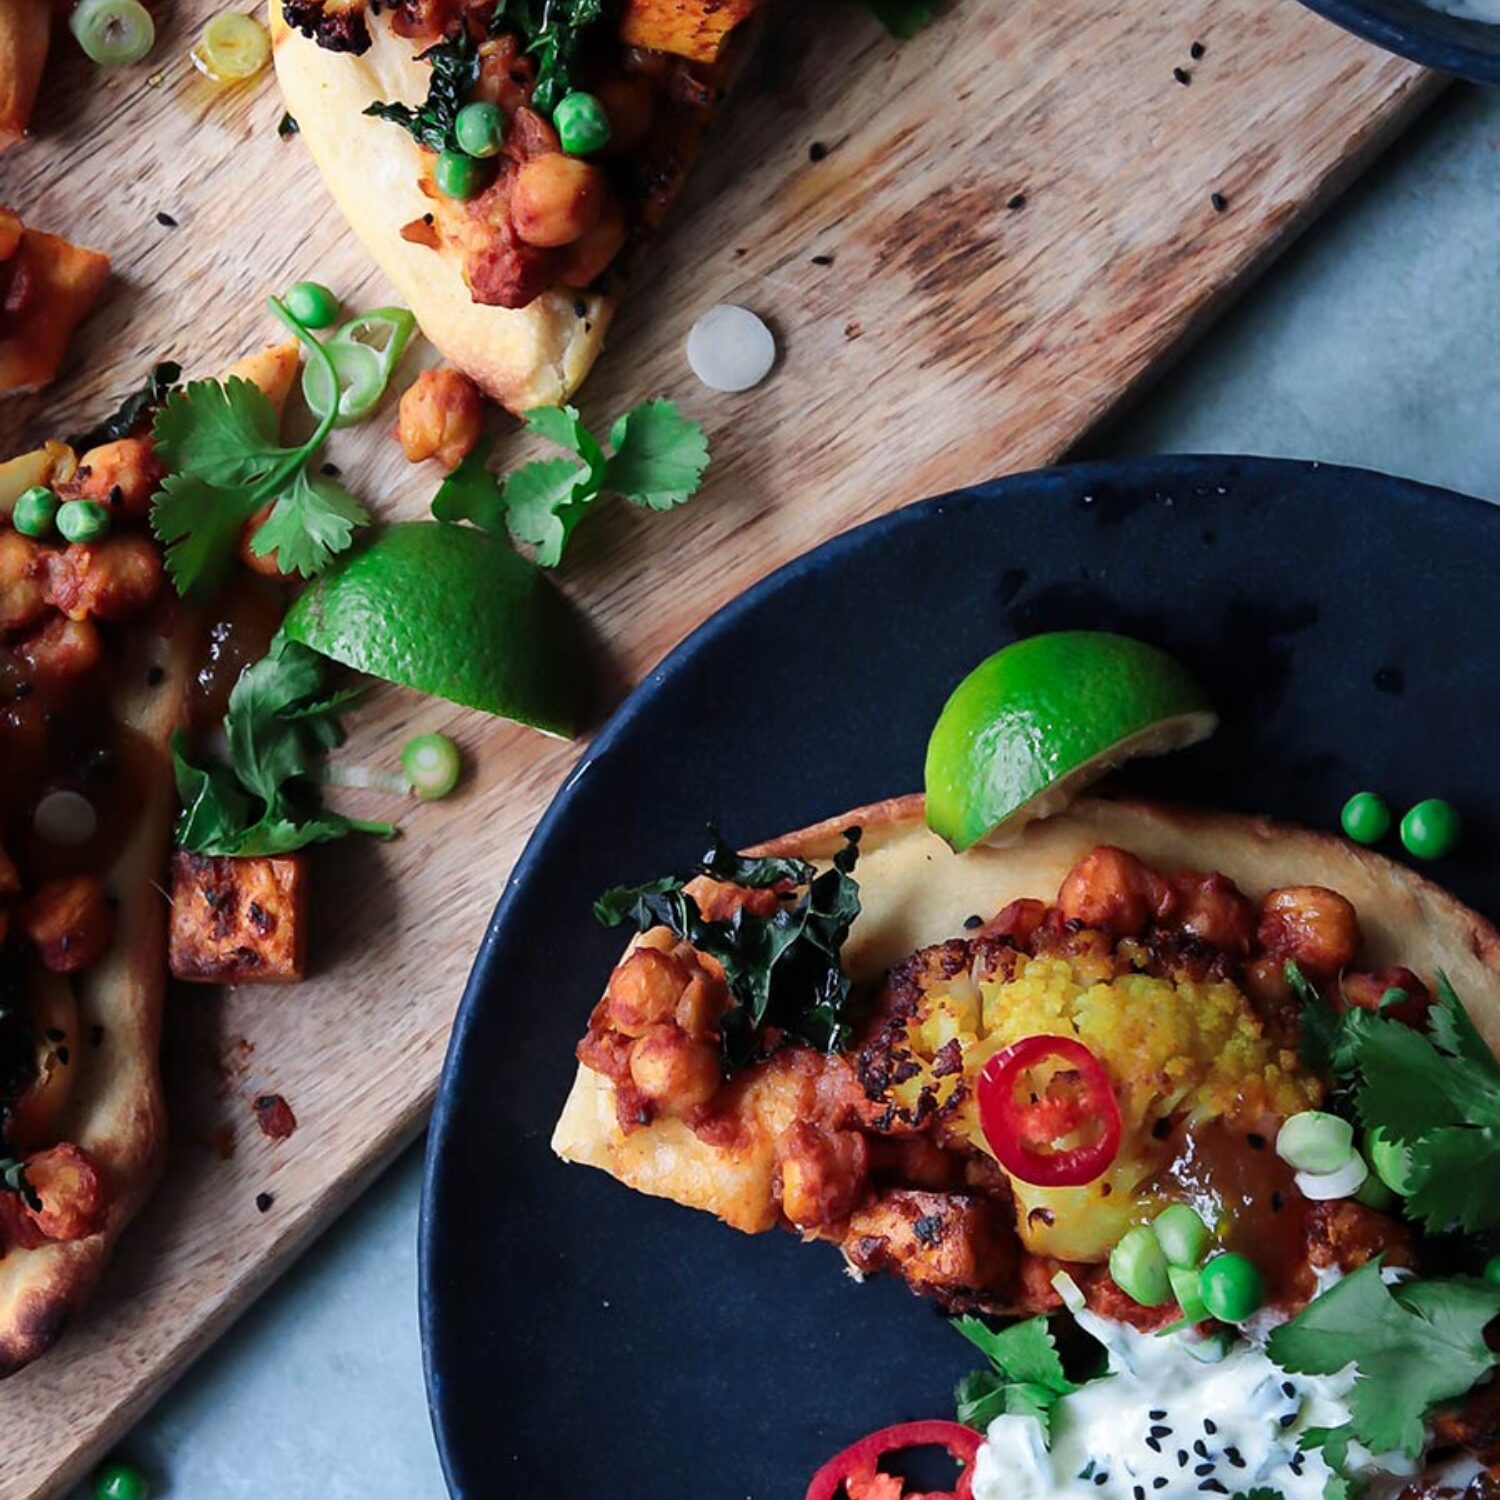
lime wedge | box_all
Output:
[924,631,1216,851]
[281,522,588,737]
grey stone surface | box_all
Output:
[69,78,1500,1500]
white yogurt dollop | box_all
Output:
[970,1310,1419,1500]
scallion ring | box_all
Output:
[1295,1153,1370,1202]
[191,11,270,81]
[1275,1110,1355,1174]
[401,733,462,800]
[301,340,387,428]
[70,0,156,66]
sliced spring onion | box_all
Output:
[301,340,386,428]
[1295,1153,1370,1202]
[1110,1225,1173,1307]
[1367,1126,1417,1194]
[401,732,462,800]
[1179,1327,1235,1363]
[1050,1269,1086,1313]
[1167,1263,1208,1322]
[332,307,417,372]
[1353,1169,1396,1212]
[34,789,98,847]
[1152,1204,1210,1268]
[1276,1110,1355,1174]
[191,11,270,81]
[70,0,155,65]
[320,762,410,795]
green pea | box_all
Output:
[454,101,506,158]
[1483,1254,1500,1287]
[1401,799,1462,861]
[13,485,59,537]
[1199,1252,1263,1323]
[1367,1126,1417,1194]
[56,498,111,543]
[1340,790,1391,846]
[434,148,490,200]
[1109,1225,1173,1307]
[553,91,611,155]
[284,280,341,330]
[94,1460,150,1500]
[1152,1204,1210,1268]
[1167,1263,1209,1323]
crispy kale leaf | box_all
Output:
[1267,1262,1500,1457]
[173,636,395,857]
[364,32,481,151]
[595,829,861,1068]
[861,0,938,37]
[65,361,181,451]
[491,0,606,114]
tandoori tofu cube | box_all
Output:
[618,0,758,63]
[169,851,308,984]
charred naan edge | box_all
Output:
[268,0,609,412]
[0,341,300,1377]
[552,794,1500,1241]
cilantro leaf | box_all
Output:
[250,469,369,578]
[152,378,290,488]
[951,1314,1079,1442]
[1430,972,1496,1066]
[432,442,506,533]
[604,399,711,511]
[151,471,260,600]
[955,1368,1012,1431]
[1403,1123,1500,1232]
[596,830,861,1068]
[1267,1263,1500,1457]
[66,360,180,451]
[527,405,607,488]
[173,637,395,856]
[501,457,594,568]
[861,0,938,36]
[364,32,480,151]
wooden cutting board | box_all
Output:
[0,0,1436,1490]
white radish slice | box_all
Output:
[1295,1154,1370,1201]
[686,305,776,392]
[33,790,98,847]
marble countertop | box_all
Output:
[73,77,1500,1500]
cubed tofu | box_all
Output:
[169,851,308,984]
[618,0,758,63]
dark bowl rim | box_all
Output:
[1296,0,1496,83]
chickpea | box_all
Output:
[1342,966,1431,1029]
[605,947,691,1036]
[1256,886,1360,979]
[775,1121,869,1229]
[0,531,49,632]
[44,534,163,621]
[978,897,1047,947]
[1056,846,1175,937]
[674,968,728,1037]
[65,437,165,517]
[627,1023,721,1113]
[396,367,485,471]
[557,197,628,289]
[510,154,605,248]
[1173,870,1256,954]
[16,615,103,686]
[1241,953,1293,1010]
[22,876,115,973]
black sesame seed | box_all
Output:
[1225,1449,1245,1469]
[1191,40,1205,57]
[156,211,178,228]
[1279,1413,1297,1429]
[809,141,829,162]
[1247,1132,1266,1150]
[1007,192,1027,211]
[811,253,835,266]
[1094,1474,1109,1487]
[1178,1452,1189,1468]
[1200,1482,1228,1495]
[1150,1410,1167,1420]
[1289,1456,1306,1475]
[963,914,984,930]
[1150,1426,1172,1439]
[1203,1420,1216,1434]
[1195,1463,1215,1476]
[1135,1485,1145,1500]
[1154,1481,1168,1491]
[1193,1441,1208,1459]
[1174,66,1191,84]
[1282,1381,1297,1398]
[255,1191,274,1213]
[1146,1438,1162,1454]
[1211,192,1228,213]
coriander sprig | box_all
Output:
[952,1314,1081,1442]
[149,297,370,599]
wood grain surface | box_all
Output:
[0,0,1436,1492]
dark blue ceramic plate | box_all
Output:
[1296,0,1500,84]
[421,455,1500,1498]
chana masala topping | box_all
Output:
[288,0,757,311]
[577,843,1433,1322]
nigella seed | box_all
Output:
[1203,1419,1217,1435]
[1280,1413,1297,1429]
[1135,1486,1145,1500]
[1174,66,1191,84]
[1146,1438,1162,1454]
[1248,1132,1267,1150]
[1191,40,1206,57]
[1290,1456,1306,1476]
[1195,1463,1215,1476]
[1154,1482,1169,1491]
[1226,1449,1246,1468]
[1149,1410,1167,1420]
[1193,1441,1209,1459]
[1150,1426,1172,1440]
[1094,1474,1109,1487]
[1178,1451,1189,1468]
[963,914,984,929]
[1200,1483,1228,1495]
